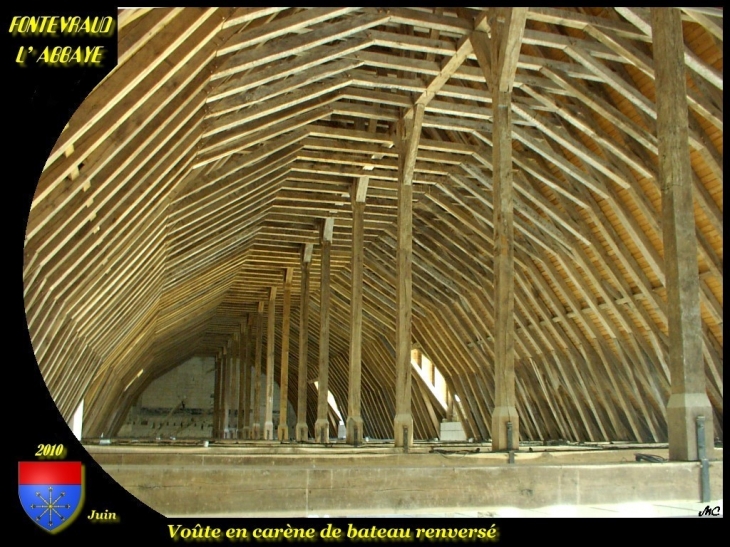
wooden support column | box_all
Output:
[394,104,424,449]
[393,14,476,447]
[212,352,222,438]
[238,316,250,439]
[473,8,527,451]
[252,301,264,439]
[224,339,232,438]
[491,85,519,450]
[264,286,277,440]
[315,218,334,443]
[652,8,714,461]
[278,268,294,442]
[221,344,230,437]
[347,176,368,445]
[295,244,313,441]
[229,335,239,438]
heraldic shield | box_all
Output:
[19,461,84,533]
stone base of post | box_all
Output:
[491,406,519,451]
[667,393,714,461]
[277,424,289,442]
[295,423,309,442]
[314,419,330,443]
[393,413,413,449]
[346,416,365,445]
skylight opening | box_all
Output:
[411,348,449,409]
[313,381,343,421]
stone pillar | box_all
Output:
[315,218,334,443]
[296,244,313,442]
[252,301,264,439]
[394,105,424,448]
[347,177,368,445]
[278,269,294,442]
[264,287,277,440]
[651,7,713,461]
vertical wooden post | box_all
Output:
[651,7,713,461]
[394,104,424,448]
[264,286,277,440]
[238,316,249,439]
[491,84,519,450]
[212,353,222,438]
[252,301,264,439]
[229,335,239,439]
[347,177,368,445]
[471,8,526,451]
[315,218,335,443]
[295,244,313,441]
[278,268,294,441]
[242,314,254,439]
[221,344,230,438]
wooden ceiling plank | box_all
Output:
[556,184,671,380]
[39,8,225,201]
[540,67,658,154]
[527,7,652,43]
[204,78,351,138]
[209,37,371,103]
[118,8,183,66]
[583,24,723,127]
[510,126,610,200]
[176,144,300,218]
[513,101,632,190]
[222,7,289,30]
[556,241,670,412]
[208,59,358,118]
[616,7,722,90]
[527,254,645,440]
[198,107,333,165]
[218,7,357,56]
[29,120,202,320]
[515,271,622,439]
[214,10,390,81]
[681,8,723,42]
[27,63,210,248]
[518,84,654,180]
[450,169,577,254]
[387,7,473,35]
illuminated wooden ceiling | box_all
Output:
[24,7,722,441]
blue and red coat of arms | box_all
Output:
[19,461,84,533]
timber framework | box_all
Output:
[24,7,723,461]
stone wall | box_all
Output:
[117,356,296,439]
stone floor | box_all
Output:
[335,498,724,518]
[91,440,722,518]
